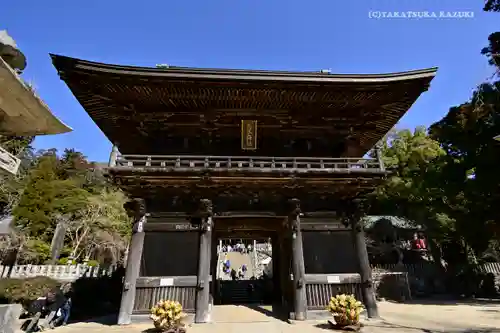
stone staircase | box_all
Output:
[216,251,268,304]
[218,279,270,304]
[218,251,254,279]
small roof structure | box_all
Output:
[0,56,72,136]
[0,31,72,175]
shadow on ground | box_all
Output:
[242,304,289,323]
[383,296,500,307]
[314,321,498,333]
[141,328,186,333]
[73,314,118,326]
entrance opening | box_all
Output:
[214,236,273,305]
[210,217,290,322]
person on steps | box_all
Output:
[230,268,237,280]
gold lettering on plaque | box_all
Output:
[241,120,257,150]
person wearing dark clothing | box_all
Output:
[230,268,237,280]
[46,289,66,313]
[25,288,67,332]
[55,297,71,326]
[41,288,67,328]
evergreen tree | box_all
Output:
[13,153,89,241]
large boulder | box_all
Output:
[0,304,23,333]
[0,30,26,72]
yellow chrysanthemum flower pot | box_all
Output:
[326,294,363,327]
[150,300,187,332]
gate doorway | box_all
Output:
[215,235,273,305]
[211,229,290,321]
[210,214,291,313]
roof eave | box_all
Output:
[51,54,437,85]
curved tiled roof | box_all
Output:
[51,54,436,155]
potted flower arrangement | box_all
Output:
[326,294,364,329]
[150,300,187,333]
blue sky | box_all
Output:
[1,0,498,162]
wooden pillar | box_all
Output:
[349,199,379,318]
[118,198,147,325]
[195,199,213,323]
[288,199,307,321]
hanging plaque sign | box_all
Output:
[241,120,257,150]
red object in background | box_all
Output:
[413,238,427,249]
[418,238,426,249]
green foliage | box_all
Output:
[481,32,500,70]
[13,154,89,240]
[0,173,27,216]
[372,127,447,224]
[57,257,76,265]
[371,19,500,266]
[0,135,34,156]
[482,4,500,73]
[372,124,494,265]
[86,260,99,267]
[0,146,130,265]
[484,0,500,12]
[429,81,500,249]
[0,276,60,306]
[22,239,52,263]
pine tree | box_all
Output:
[13,153,89,242]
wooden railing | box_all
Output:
[113,154,384,172]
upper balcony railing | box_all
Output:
[111,153,385,173]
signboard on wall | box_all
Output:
[241,120,257,150]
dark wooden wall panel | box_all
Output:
[141,231,199,277]
[302,230,357,274]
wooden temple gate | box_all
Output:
[50,54,436,323]
[109,155,387,323]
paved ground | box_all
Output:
[47,301,500,333]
